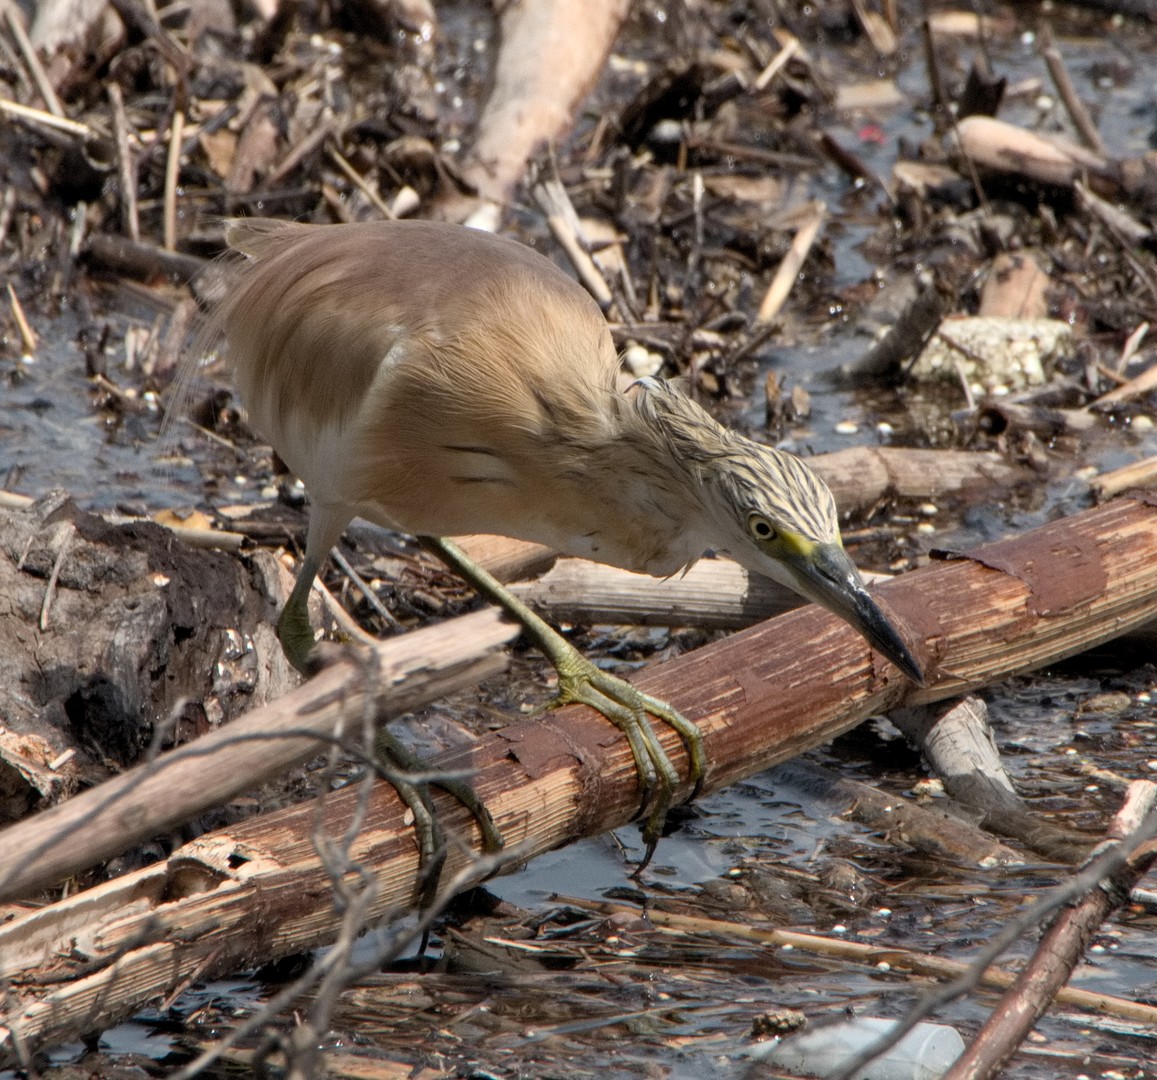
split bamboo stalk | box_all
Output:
[1,493,1156,1062]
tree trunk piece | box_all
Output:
[434,0,630,221]
[893,698,1094,863]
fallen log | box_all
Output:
[893,698,1092,863]
[809,445,1030,516]
[509,554,801,629]
[1,492,1156,1063]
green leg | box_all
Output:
[425,537,706,868]
[277,552,325,676]
[277,547,504,905]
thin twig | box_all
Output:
[108,0,192,79]
[1074,183,1157,306]
[1116,322,1149,372]
[331,547,403,630]
[922,17,948,117]
[1088,360,1157,410]
[1039,27,1106,156]
[7,283,36,356]
[327,144,396,220]
[534,174,614,310]
[756,201,825,323]
[39,524,75,632]
[164,109,184,251]
[2,3,64,118]
[0,98,90,139]
[0,185,15,249]
[281,551,381,647]
[326,145,398,218]
[108,82,140,242]
[262,118,338,190]
[752,38,798,92]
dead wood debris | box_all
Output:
[941,781,1157,1080]
[1,1,1157,1075]
[0,492,297,815]
[2,492,1156,1067]
[1,0,1152,417]
[893,697,1093,863]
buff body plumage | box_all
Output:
[205,218,922,864]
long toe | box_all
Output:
[373,728,505,878]
[556,660,703,863]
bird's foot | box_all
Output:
[277,596,325,677]
[421,536,704,870]
[371,729,505,911]
[278,593,504,911]
[276,553,383,676]
[553,655,706,871]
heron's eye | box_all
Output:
[748,514,777,542]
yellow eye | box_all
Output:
[748,514,777,542]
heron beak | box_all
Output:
[788,541,925,686]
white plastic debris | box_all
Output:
[748,1016,966,1079]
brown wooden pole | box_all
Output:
[265,490,1157,901]
[2,493,1156,1062]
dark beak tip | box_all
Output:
[899,654,927,687]
[876,642,924,687]
[810,554,926,687]
[884,634,926,687]
[857,597,925,687]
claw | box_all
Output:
[555,658,703,860]
[435,537,708,870]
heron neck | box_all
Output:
[541,380,730,576]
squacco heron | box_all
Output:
[205,217,922,863]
